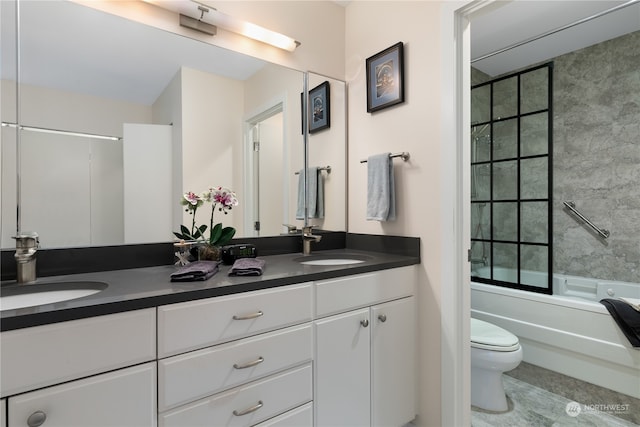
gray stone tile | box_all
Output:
[471,373,638,427]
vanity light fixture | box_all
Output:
[143,0,300,52]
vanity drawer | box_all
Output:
[158,283,313,357]
[158,324,312,411]
[159,364,312,427]
[0,308,156,397]
[315,266,416,318]
[8,362,156,427]
[253,402,313,427]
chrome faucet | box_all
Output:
[14,232,39,283]
[302,226,322,255]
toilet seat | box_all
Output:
[471,318,520,352]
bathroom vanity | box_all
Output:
[0,247,419,427]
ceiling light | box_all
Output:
[143,0,300,51]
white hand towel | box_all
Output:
[366,153,396,221]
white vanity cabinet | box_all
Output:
[314,266,417,427]
[157,283,314,426]
[1,398,6,427]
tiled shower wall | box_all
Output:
[472,31,639,283]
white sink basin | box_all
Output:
[295,254,371,266]
[0,281,108,311]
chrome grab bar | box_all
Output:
[563,201,610,239]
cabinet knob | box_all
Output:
[378,314,387,322]
[27,411,47,427]
[360,319,369,328]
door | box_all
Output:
[123,123,172,244]
[255,113,284,236]
[371,297,416,426]
[315,308,371,427]
[244,104,286,237]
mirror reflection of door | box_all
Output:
[246,106,285,237]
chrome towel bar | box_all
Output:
[294,166,331,175]
[563,201,610,239]
[360,152,410,163]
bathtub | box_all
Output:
[470,269,640,398]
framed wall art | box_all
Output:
[366,42,405,113]
[308,80,330,133]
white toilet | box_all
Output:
[470,317,523,412]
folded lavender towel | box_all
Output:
[229,258,266,276]
[171,261,219,282]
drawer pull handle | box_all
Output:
[233,400,264,416]
[360,319,369,328]
[27,411,47,427]
[378,314,387,322]
[232,310,264,320]
[233,356,264,369]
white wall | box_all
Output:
[180,67,244,235]
[345,2,445,425]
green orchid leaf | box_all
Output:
[217,227,236,246]
[209,223,222,244]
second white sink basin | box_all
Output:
[299,258,365,266]
[0,281,108,311]
[295,253,371,266]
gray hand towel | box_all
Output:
[171,260,219,282]
[366,153,396,221]
[296,167,324,219]
[229,258,266,276]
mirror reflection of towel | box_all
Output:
[296,167,324,219]
[366,153,396,221]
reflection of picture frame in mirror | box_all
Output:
[308,81,330,133]
[366,42,404,113]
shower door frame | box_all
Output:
[470,62,554,295]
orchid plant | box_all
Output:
[173,187,238,246]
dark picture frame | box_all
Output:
[308,81,330,133]
[366,42,405,113]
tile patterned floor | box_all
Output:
[471,375,638,427]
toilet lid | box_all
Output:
[471,318,520,351]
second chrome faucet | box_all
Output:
[302,226,322,255]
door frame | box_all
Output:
[243,97,287,237]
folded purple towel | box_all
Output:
[171,261,219,282]
[229,258,266,276]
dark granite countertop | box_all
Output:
[1,248,419,331]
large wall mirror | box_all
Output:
[1,0,347,250]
